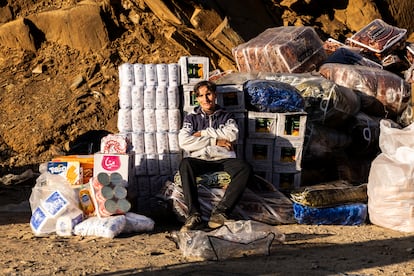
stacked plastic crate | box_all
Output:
[245,111,307,193]
[117,62,182,213]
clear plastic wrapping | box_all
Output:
[232,26,327,73]
[319,63,411,115]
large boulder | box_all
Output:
[27,3,109,52]
[0,18,37,51]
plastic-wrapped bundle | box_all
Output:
[319,63,411,116]
[398,104,414,128]
[160,172,295,225]
[258,72,360,127]
[171,220,285,260]
[293,202,367,225]
[291,181,367,208]
[243,79,304,113]
[346,112,381,156]
[232,26,327,73]
[324,47,382,69]
[73,215,126,238]
[346,19,407,59]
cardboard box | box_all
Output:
[179,56,209,85]
[245,138,274,168]
[273,171,301,192]
[47,161,82,186]
[216,84,245,112]
[247,111,278,138]
[52,155,94,185]
[273,144,303,171]
[182,84,199,115]
[93,153,134,187]
[276,112,307,139]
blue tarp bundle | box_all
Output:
[244,79,305,113]
[293,202,368,225]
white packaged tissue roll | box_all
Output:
[156,63,169,86]
[144,64,157,87]
[118,85,132,109]
[144,132,157,154]
[133,63,145,86]
[168,63,180,87]
[167,85,180,109]
[131,108,145,132]
[143,86,156,109]
[119,63,135,86]
[131,85,144,109]
[143,109,156,133]
[117,108,132,132]
[156,131,169,154]
[131,132,145,154]
[155,85,168,109]
[155,109,169,132]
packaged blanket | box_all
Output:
[319,63,410,116]
[243,79,304,113]
[293,202,367,225]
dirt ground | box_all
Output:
[1,1,414,275]
[0,183,414,276]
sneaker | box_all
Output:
[180,213,204,232]
[208,212,232,229]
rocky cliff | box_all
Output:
[0,0,412,173]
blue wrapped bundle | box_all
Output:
[244,79,304,113]
[293,202,367,225]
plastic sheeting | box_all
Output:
[319,63,411,116]
[258,72,360,127]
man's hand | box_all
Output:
[192,131,201,137]
[216,139,233,150]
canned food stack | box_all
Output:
[245,111,307,193]
[118,61,186,213]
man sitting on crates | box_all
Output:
[178,80,254,231]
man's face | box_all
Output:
[196,85,216,114]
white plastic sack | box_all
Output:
[122,212,155,233]
[73,215,126,238]
[368,120,414,232]
[378,119,410,155]
[29,173,83,237]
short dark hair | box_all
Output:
[194,80,216,96]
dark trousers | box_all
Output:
[179,157,253,216]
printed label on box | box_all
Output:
[30,206,48,231]
[42,191,69,217]
[47,161,82,186]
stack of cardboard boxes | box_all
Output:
[245,111,307,193]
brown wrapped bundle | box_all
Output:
[291,180,367,207]
[346,19,407,59]
[319,63,411,115]
[232,26,327,73]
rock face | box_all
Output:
[0,0,412,172]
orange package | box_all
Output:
[52,155,94,185]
